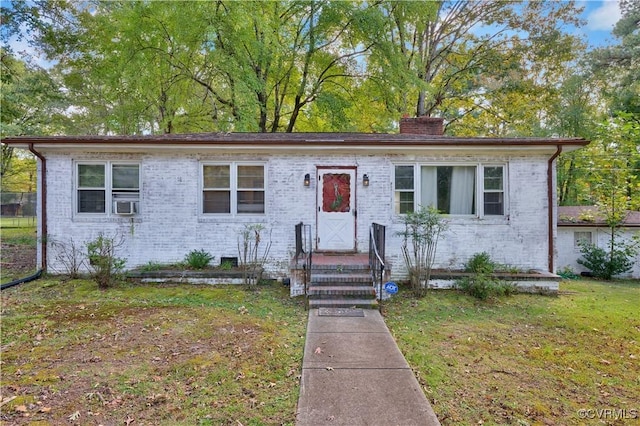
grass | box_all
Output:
[0,217,36,229]
[383,279,640,425]
[0,220,37,245]
[1,222,38,283]
[1,279,308,425]
[2,223,639,424]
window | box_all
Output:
[483,166,504,215]
[574,231,592,250]
[394,165,415,214]
[203,163,265,214]
[76,162,140,215]
[78,164,106,213]
[421,165,476,214]
[394,164,506,217]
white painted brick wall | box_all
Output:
[41,151,559,282]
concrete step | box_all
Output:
[308,285,376,298]
[310,273,371,284]
[310,264,370,272]
[308,298,379,309]
[307,259,377,309]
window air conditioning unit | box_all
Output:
[114,201,136,215]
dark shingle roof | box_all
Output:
[558,206,640,227]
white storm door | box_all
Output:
[317,169,356,251]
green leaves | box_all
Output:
[577,238,638,280]
[397,206,448,297]
[183,249,214,270]
[4,0,592,136]
[86,233,126,289]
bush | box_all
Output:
[51,237,87,278]
[219,260,234,270]
[557,266,579,280]
[86,234,126,288]
[577,242,635,280]
[457,252,516,300]
[184,249,214,269]
[397,206,447,298]
[139,261,166,272]
[464,252,496,274]
[238,224,272,287]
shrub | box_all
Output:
[457,252,517,300]
[86,234,126,288]
[397,206,448,298]
[184,249,214,269]
[577,241,636,280]
[464,252,496,274]
[557,266,579,280]
[238,224,272,287]
[51,237,87,278]
[139,261,166,272]
[219,260,234,270]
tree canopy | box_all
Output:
[0,0,637,210]
[2,0,587,134]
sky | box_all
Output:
[579,0,623,47]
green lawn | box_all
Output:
[384,279,640,425]
[0,216,37,228]
[2,226,639,425]
[1,279,308,425]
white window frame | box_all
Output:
[481,164,507,217]
[574,231,592,251]
[201,162,266,216]
[75,161,140,216]
[393,162,508,218]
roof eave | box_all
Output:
[1,135,590,154]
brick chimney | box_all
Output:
[399,116,444,135]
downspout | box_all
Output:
[28,144,47,271]
[547,145,562,273]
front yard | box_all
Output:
[385,279,640,425]
[0,280,308,425]
[1,225,638,424]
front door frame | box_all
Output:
[316,166,357,252]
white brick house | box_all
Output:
[2,118,589,292]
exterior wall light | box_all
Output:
[304,173,311,187]
[363,174,370,187]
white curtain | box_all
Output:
[450,166,475,214]
[420,166,438,209]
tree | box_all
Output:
[4,1,382,134]
[0,49,69,137]
[368,0,585,134]
[573,114,640,279]
[589,0,640,118]
[550,73,603,205]
[0,49,68,184]
[587,115,640,212]
[1,153,36,193]
[3,0,589,136]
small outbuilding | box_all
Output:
[557,206,640,279]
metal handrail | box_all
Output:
[295,222,313,307]
[369,223,386,308]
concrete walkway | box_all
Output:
[296,308,441,426]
